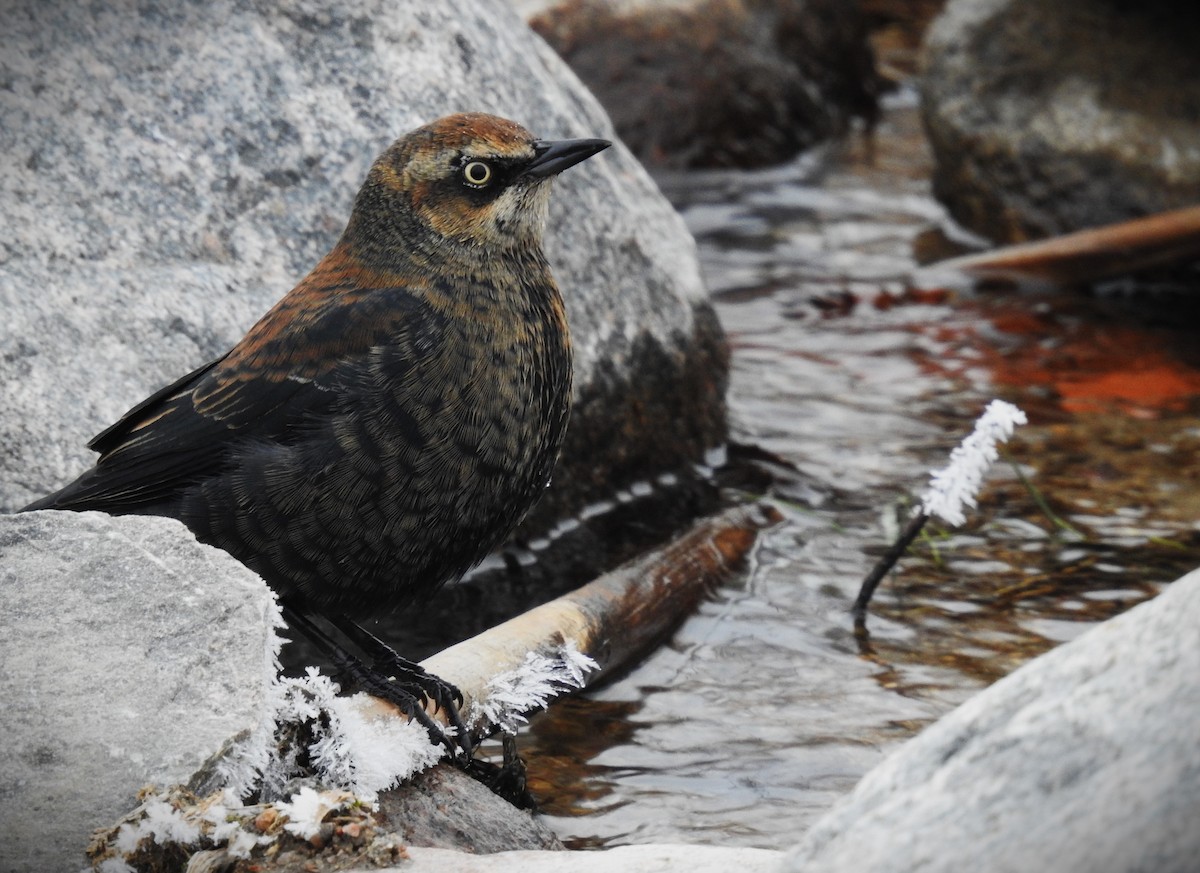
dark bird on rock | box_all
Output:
[24,112,610,750]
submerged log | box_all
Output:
[356,502,783,736]
[916,203,1200,289]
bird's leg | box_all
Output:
[279,603,464,756]
[325,612,473,755]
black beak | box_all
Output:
[524,137,611,178]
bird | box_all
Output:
[24,112,611,751]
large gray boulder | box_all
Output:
[0,0,726,526]
[920,0,1200,242]
[784,567,1200,873]
[0,511,277,873]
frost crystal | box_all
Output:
[470,642,599,734]
[215,593,288,799]
[213,593,446,802]
[919,399,1027,526]
[139,798,202,845]
[109,793,203,860]
[225,828,263,859]
[308,683,444,799]
[214,605,596,804]
[276,787,355,839]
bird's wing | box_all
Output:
[33,258,441,512]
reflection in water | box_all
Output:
[490,91,1200,850]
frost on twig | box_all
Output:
[853,399,1028,625]
[238,642,595,803]
[918,400,1028,526]
[207,634,596,811]
[467,641,598,735]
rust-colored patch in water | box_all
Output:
[1056,361,1200,416]
[913,294,1200,418]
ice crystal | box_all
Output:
[470,641,599,734]
[919,399,1028,526]
[276,786,355,839]
[214,593,288,799]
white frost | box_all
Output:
[214,592,288,799]
[254,667,445,801]
[313,691,445,798]
[215,615,596,804]
[225,828,265,859]
[140,798,202,845]
[470,641,599,734]
[110,794,202,860]
[919,399,1028,526]
[276,786,355,839]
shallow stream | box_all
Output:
[509,90,1200,849]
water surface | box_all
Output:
[483,91,1200,849]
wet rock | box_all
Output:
[0,511,277,873]
[524,0,883,169]
[921,0,1200,242]
[374,763,563,852]
[0,0,726,524]
[784,567,1200,873]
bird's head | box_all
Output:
[352,113,610,257]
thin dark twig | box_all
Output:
[852,512,930,627]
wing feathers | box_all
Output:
[29,266,436,514]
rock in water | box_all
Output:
[921,0,1200,242]
[527,0,882,169]
[785,568,1200,873]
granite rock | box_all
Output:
[0,0,727,525]
[784,568,1200,873]
[921,0,1200,242]
[0,511,278,873]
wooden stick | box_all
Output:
[355,502,782,734]
[915,203,1200,289]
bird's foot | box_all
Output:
[323,615,473,757]
[347,661,471,758]
[457,733,536,809]
[374,654,463,716]
[280,604,473,757]
[366,655,473,758]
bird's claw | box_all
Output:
[353,666,472,758]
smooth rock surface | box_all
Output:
[784,568,1200,873]
[0,0,726,525]
[0,511,278,873]
[921,0,1200,242]
[367,844,784,872]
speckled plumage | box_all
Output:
[26,114,609,728]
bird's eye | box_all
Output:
[461,160,493,188]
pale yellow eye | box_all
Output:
[462,160,493,188]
